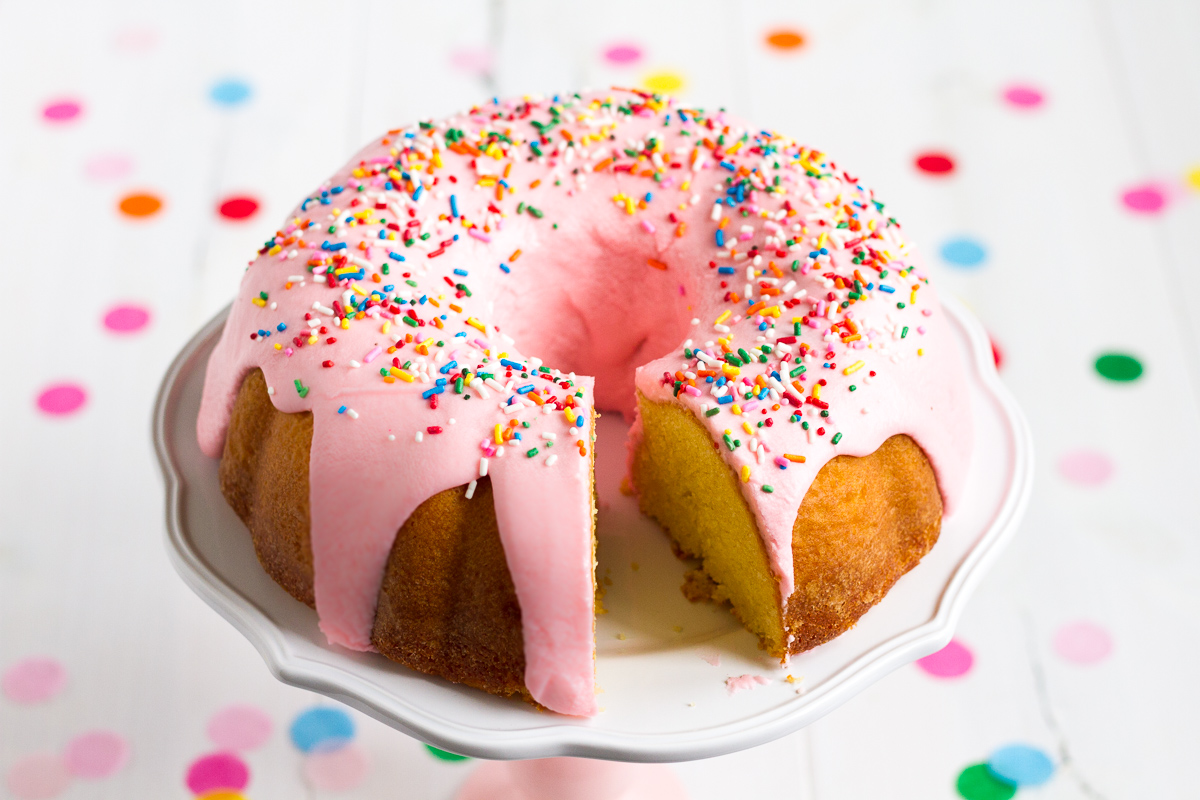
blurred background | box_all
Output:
[1,0,1198,797]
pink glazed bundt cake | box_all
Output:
[198,88,972,716]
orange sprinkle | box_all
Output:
[593,157,613,172]
[647,258,668,271]
[509,249,522,261]
[783,453,807,463]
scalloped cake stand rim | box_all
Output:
[153,295,1032,763]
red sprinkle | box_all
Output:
[427,425,443,434]
[322,360,334,368]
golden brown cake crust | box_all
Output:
[219,368,532,703]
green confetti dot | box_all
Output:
[424,744,470,762]
[956,763,1016,800]
[1094,353,1143,382]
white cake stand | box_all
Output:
[154,297,1031,799]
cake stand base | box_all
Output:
[455,757,688,800]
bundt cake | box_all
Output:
[198,88,972,716]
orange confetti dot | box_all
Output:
[118,192,163,218]
[765,29,806,51]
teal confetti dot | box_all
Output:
[956,763,1016,800]
[1094,353,1143,382]
[939,237,987,267]
[210,79,252,106]
[424,744,470,762]
[988,744,1055,787]
[289,707,354,753]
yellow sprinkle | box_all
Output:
[267,244,282,256]
[742,422,753,435]
[624,196,635,215]
[431,149,443,168]
[565,406,577,424]
[740,465,751,483]
[340,318,349,329]
[273,343,282,350]
[843,360,865,375]
[812,384,821,400]
[381,321,390,334]
[389,367,414,382]
[494,423,504,444]
[715,310,731,325]
[722,363,740,377]
[918,348,925,356]
[816,232,828,249]
[466,317,487,334]
[307,336,318,345]
[251,297,266,307]
[730,404,742,415]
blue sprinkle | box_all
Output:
[337,405,347,414]
[500,358,527,371]
[819,247,828,255]
[453,268,468,276]
[718,266,735,275]
[412,185,423,202]
[276,323,286,332]
[439,360,459,375]
[644,192,653,203]
[289,707,355,754]
[419,295,427,304]
[450,195,459,217]
[322,241,347,251]
[384,181,393,190]
[716,229,725,247]
[387,251,405,261]
[575,416,585,427]
[939,237,987,268]
[454,332,466,338]
[879,284,895,293]
[717,395,734,405]
[452,234,459,241]
[422,385,445,399]
[383,284,394,291]
[500,263,511,273]
[719,161,736,171]
[330,186,344,195]
[515,384,534,395]
[987,744,1055,787]
[435,378,447,386]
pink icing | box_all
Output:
[198,89,971,716]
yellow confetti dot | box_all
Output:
[1188,166,1200,191]
[641,71,685,95]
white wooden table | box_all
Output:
[1,1,1196,797]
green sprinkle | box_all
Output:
[761,485,774,493]
[379,367,388,376]
[705,407,720,417]
[258,291,268,301]
[901,326,909,338]
[405,279,418,287]
[789,365,806,377]
[294,379,308,398]
[849,385,857,392]
[791,259,799,272]
[517,202,526,214]
[526,447,539,458]
[402,316,418,327]
[381,264,389,275]
[897,302,906,309]
[801,421,810,430]
[794,321,802,336]
[526,205,544,219]
[831,432,842,445]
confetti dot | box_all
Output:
[208,705,273,751]
[42,100,82,123]
[102,304,151,334]
[916,639,974,678]
[289,707,354,754]
[765,29,806,51]
[217,196,260,221]
[939,237,987,268]
[186,753,249,795]
[36,384,87,417]
[449,46,493,76]
[641,71,685,95]
[118,192,163,218]
[63,731,129,779]
[210,80,252,107]
[989,336,1004,370]
[1121,184,1166,214]
[1186,166,1200,192]
[956,763,1016,800]
[987,744,1055,787]
[1057,449,1113,486]
[1053,621,1113,665]
[192,794,245,800]
[303,743,370,791]
[1094,352,1143,382]
[424,744,470,762]
[113,27,157,51]
[6,753,71,800]
[915,152,955,175]
[1002,84,1045,109]
[3,658,66,703]
[602,42,643,65]
[84,154,133,181]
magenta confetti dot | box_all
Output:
[208,705,273,751]
[42,100,82,123]
[6,753,70,799]
[303,743,370,791]
[603,42,643,65]
[1057,449,1113,486]
[36,384,87,416]
[1121,184,1166,214]
[84,154,133,181]
[186,752,249,795]
[102,304,151,334]
[3,658,66,704]
[63,731,129,779]
[1002,84,1045,108]
[916,638,974,678]
[1053,621,1113,665]
[449,46,493,76]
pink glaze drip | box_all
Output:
[197,89,971,716]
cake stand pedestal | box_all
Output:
[154,297,1031,794]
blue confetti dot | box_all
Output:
[210,79,252,106]
[939,237,987,267]
[987,744,1055,787]
[289,707,355,753]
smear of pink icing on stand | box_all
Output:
[197,90,972,716]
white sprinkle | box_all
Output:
[388,434,396,441]
[691,318,700,325]
[465,479,478,500]
[269,302,277,310]
[710,203,723,221]
[349,360,361,368]
[415,431,424,443]
[545,454,558,467]
[479,457,489,477]
[541,432,557,440]
[345,408,359,419]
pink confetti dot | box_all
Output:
[114,27,157,51]
[603,42,643,65]
[916,638,974,678]
[6,753,71,799]
[36,384,87,416]
[1002,84,1045,108]
[42,100,82,123]
[63,731,129,779]
[1053,621,1113,665]
[208,705,273,751]
[303,743,370,791]
[449,46,492,76]
[1057,449,1113,486]
[1121,184,1166,214]
[102,304,151,334]
[3,658,66,704]
[84,154,133,181]
[186,752,249,795]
